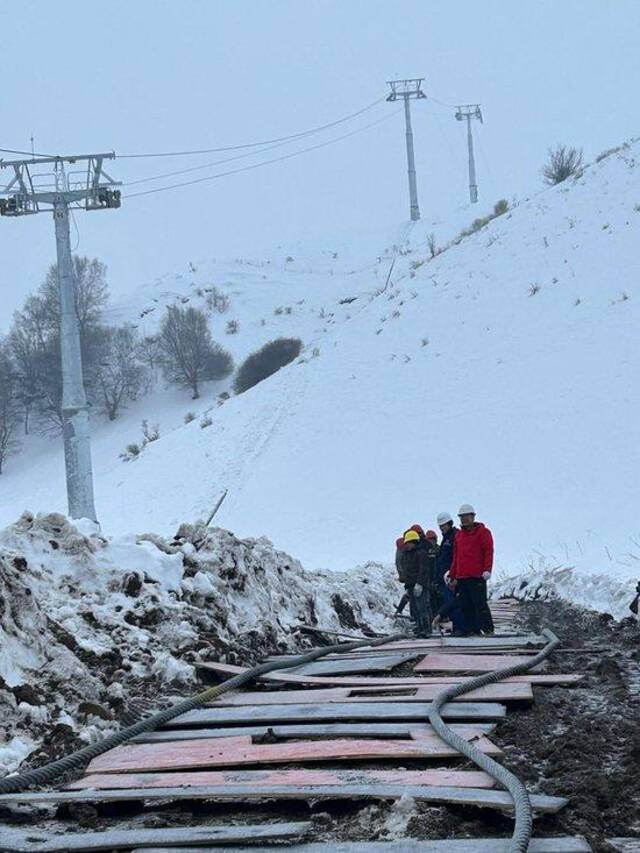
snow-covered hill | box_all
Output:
[0,142,638,594]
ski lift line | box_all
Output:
[118,97,387,159]
[428,94,471,109]
[124,110,401,199]
[124,132,326,187]
[432,110,464,171]
[0,145,55,158]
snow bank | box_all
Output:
[491,560,638,621]
[0,511,396,776]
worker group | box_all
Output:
[395,504,493,638]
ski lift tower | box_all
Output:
[386,78,426,222]
[455,105,483,203]
[0,152,121,523]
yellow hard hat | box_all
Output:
[403,530,420,544]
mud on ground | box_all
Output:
[495,599,640,852]
[0,600,638,851]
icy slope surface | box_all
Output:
[1,144,638,587]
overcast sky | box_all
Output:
[1,0,639,326]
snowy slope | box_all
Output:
[1,144,638,594]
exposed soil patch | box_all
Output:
[493,599,640,852]
[1,595,638,850]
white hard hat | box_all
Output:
[458,503,476,516]
[437,512,453,525]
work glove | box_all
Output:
[413,583,423,597]
[482,571,491,581]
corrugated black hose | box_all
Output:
[428,627,561,853]
[0,632,408,794]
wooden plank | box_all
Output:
[0,785,567,814]
[205,682,533,705]
[0,821,310,852]
[86,733,502,774]
[131,840,592,853]
[268,648,540,662]
[276,635,545,655]
[414,653,543,673]
[67,767,497,791]
[133,722,497,744]
[197,660,582,687]
[166,701,507,726]
[355,636,545,649]
[287,653,420,675]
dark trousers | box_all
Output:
[410,586,433,637]
[442,586,466,634]
[457,577,494,635]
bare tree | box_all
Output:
[94,325,149,420]
[40,256,109,335]
[137,334,162,372]
[158,306,233,399]
[542,145,584,185]
[9,301,63,432]
[0,342,21,473]
[9,255,110,433]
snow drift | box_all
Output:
[0,511,396,776]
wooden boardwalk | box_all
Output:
[0,598,593,852]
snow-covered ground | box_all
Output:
[0,511,397,775]
[0,141,638,610]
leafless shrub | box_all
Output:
[184,411,196,424]
[528,283,541,296]
[226,319,239,334]
[542,145,584,185]
[204,287,230,315]
[120,442,141,461]
[200,414,213,428]
[427,233,438,258]
[141,420,159,444]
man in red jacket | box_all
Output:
[449,503,495,635]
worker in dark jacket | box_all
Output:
[394,537,413,617]
[435,511,465,634]
[449,504,494,636]
[394,525,427,618]
[398,529,434,637]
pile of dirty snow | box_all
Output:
[491,561,638,621]
[0,512,396,776]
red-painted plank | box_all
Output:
[68,767,496,791]
[87,734,501,774]
[414,653,542,673]
[207,682,532,706]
